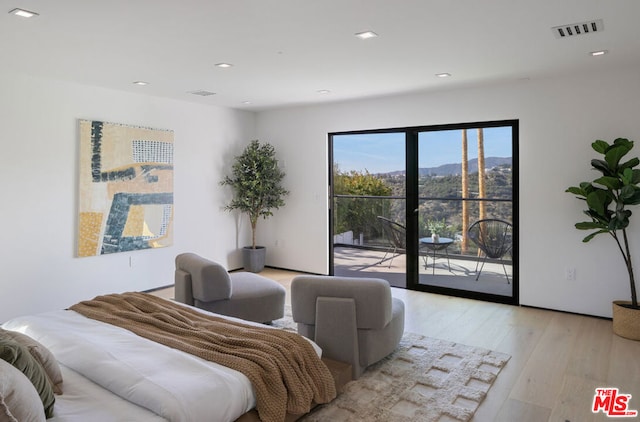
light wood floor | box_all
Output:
[150,268,640,422]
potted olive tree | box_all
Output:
[566,138,640,340]
[221,140,289,272]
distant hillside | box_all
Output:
[382,157,512,177]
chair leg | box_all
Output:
[387,246,397,268]
[501,260,511,284]
[378,247,394,267]
[476,256,511,284]
[378,249,390,265]
[474,251,482,273]
[378,246,399,268]
[475,255,488,281]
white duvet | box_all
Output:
[50,364,167,422]
[3,308,318,422]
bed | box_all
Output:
[1,292,347,422]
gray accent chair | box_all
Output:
[291,275,405,379]
[174,253,285,324]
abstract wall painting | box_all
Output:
[77,120,174,257]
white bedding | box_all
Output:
[51,364,167,421]
[2,307,320,422]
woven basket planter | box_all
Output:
[612,301,640,340]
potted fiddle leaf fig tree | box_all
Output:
[566,138,640,340]
[221,140,289,272]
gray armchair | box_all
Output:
[291,275,405,379]
[174,253,285,324]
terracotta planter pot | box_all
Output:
[612,301,640,340]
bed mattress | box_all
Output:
[50,364,167,421]
[3,306,321,422]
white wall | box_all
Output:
[3,66,639,321]
[0,72,256,322]
[257,66,640,318]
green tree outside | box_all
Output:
[334,167,393,242]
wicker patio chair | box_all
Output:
[467,218,513,283]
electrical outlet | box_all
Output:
[565,267,576,281]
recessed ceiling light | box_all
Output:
[590,50,608,57]
[435,73,451,78]
[317,90,331,94]
[355,31,378,40]
[9,8,39,18]
[188,90,216,96]
[242,101,252,105]
[215,63,233,68]
[133,81,149,85]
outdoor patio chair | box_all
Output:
[467,218,513,283]
[376,216,406,268]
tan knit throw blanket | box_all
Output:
[69,292,336,422]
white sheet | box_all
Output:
[50,364,167,422]
[3,308,319,422]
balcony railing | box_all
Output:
[333,195,512,262]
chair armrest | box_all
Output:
[175,253,232,302]
[174,269,194,305]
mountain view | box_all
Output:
[333,156,513,248]
[381,157,512,177]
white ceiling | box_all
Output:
[3,1,640,111]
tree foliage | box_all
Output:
[334,167,392,240]
[566,138,640,308]
[221,140,289,249]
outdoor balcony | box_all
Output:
[333,244,513,298]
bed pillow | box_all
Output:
[0,328,63,394]
[0,359,47,422]
[0,338,54,418]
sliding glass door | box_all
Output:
[330,120,518,305]
[413,123,517,303]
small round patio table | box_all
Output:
[419,237,453,275]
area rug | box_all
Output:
[273,308,510,422]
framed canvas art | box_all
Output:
[77,120,174,257]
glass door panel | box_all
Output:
[330,132,407,288]
[416,126,514,300]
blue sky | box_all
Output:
[333,126,513,174]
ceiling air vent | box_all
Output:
[552,19,603,39]
[188,90,216,96]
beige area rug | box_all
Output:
[272,309,511,422]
